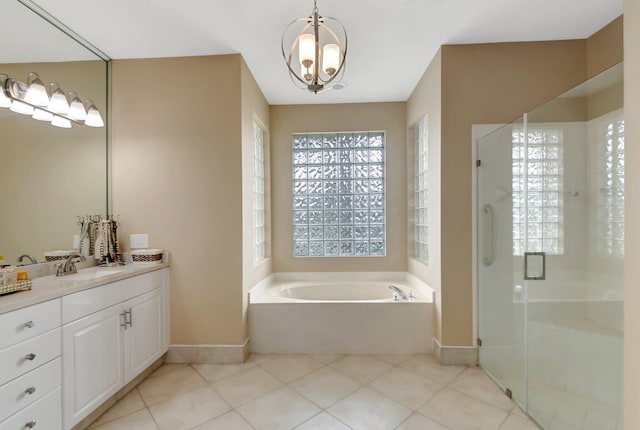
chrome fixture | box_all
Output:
[0,72,104,128]
[55,253,86,276]
[388,285,416,301]
[388,285,408,300]
[281,0,347,93]
[16,254,38,266]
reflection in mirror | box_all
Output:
[0,0,109,265]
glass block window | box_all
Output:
[253,122,266,263]
[292,132,385,257]
[597,118,624,257]
[414,116,429,264]
[512,127,564,256]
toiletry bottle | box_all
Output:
[0,253,9,269]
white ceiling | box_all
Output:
[31,0,623,105]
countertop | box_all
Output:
[0,263,170,315]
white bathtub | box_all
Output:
[249,273,434,354]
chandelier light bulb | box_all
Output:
[322,44,340,75]
[299,34,315,67]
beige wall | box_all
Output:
[406,49,442,342]
[624,2,638,428]
[112,55,246,345]
[587,16,623,78]
[240,58,271,340]
[270,103,407,272]
[409,18,623,348]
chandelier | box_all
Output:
[281,0,347,93]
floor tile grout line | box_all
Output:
[186,363,240,421]
[293,409,355,430]
[90,354,540,430]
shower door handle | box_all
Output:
[524,252,546,280]
[482,204,494,267]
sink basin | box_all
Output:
[62,269,125,281]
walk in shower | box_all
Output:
[477,63,624,430]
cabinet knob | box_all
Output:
[26,420,37,428]
[25,387,36,395]
[24,321,35,329]
[24,353,36,361]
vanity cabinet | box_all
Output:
[123,289,163,383]
[62,303,124,428]
[0,299,62,430]
[61,268,169,429]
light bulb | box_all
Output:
[299,33,315,67]
[68,93,87,121]
[322,44,340,76]
[0,90,10,108]
[9,100,34,115]
[48,84,69,115]
[51,115,72,128]
[84,102,104,127]
[33,108,53,121]
[24,73,49,107]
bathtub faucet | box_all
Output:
[388,285,408,300]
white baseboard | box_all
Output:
[166,339,250,364]
[433,338,478,366]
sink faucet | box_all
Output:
[16,254,38,266]
[56,253,86,277]
[388,285,408,300]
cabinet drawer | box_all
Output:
[0,328,61,386]
[62,270,163,324]
[0,358,61,420]
[0,300,60,350]
[0,387,61,430]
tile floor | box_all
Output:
[88,354,540,430]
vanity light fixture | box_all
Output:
[0,72,105,128]
[281,0,347,94]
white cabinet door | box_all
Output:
[62,304,124,429]
[123,289,163,384]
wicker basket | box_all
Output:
[131,249,164,264]
[0,279,32,296]
[44,250,74,262]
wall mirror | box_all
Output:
[0,0,109,265]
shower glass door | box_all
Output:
[477,118,528,410]
[477,63,624,430]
